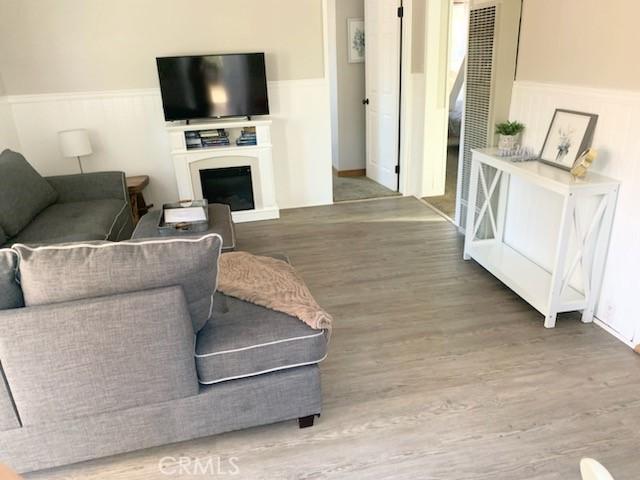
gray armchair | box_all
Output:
[0,149,133,247]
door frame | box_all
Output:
[324,0,414,199]
[416,0,453,201]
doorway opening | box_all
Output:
[422,1,468,219]
[329,0,404,203]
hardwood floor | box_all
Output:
[27,197,639,480]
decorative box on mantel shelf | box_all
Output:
[463,148,620,329]
[167,119,279,223]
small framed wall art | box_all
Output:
[348,18,365,64]
[539,109,598,170]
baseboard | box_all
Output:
[593,318,636,350]
[336,169,365,177]
[231,207,280,223]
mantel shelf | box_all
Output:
[172,144,273,155]
[166,118,272,132]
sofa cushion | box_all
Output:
[0,150,58,237]
[0,286,198,426]
[10,199,129,246]
[0,250,23,310]
[0,364,20,431]
[13,233,222,332]
[196,295,328,384]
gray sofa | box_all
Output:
[0,234,328,473]
[0,149,133,247]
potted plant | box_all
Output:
[495,121,525,151]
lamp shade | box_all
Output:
[58,129,93,158]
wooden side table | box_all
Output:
[126,175,153,224]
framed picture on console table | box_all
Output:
[539,109,598,170]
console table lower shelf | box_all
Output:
[463,148,619,328]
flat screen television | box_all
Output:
[156,53,269,121]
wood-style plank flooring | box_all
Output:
[27,197,640,480]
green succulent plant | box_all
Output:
[495,121,525,136]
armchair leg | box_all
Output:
[298,414,320,429]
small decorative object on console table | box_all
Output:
[58,129,93,174]
[570,148,597,178]
[495,146,537,162]
[495,120,525,154]
[464,148,619,329]
[126,175,153,224]
[540,109,598,170]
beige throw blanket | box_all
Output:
[218,252,333,332]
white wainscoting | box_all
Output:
[5,79,333,212]
[508,81,640,344]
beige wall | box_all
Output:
[0,71,20,151]
[334,0,365,171]
[517,0,640,90]
[0,0,325,95]
[411,0,426,74]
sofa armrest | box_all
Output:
[46,171,129,204]
[0,286,199,427]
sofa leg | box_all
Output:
[298,414,320,429]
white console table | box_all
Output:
[463,148,619,328]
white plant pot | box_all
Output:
[498,133,519,151]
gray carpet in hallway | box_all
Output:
[333,171,399,202]
[423,145,459,218]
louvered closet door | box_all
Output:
[459,5,496,230]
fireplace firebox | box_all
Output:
[199,166,255,211]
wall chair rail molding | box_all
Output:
[508,80,640,345]
[5,88,161,104]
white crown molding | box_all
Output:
[4,78,327,105]
[513,80,640,103]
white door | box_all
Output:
[365,0,402,191]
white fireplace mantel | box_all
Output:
[167,119,279,223]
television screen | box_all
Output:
[156,53,269,121]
